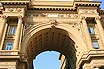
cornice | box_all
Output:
[28,7,76,11]
[0,1,101,6]
[0,0,29,5]
[0,1,101,11]
[28,1,101,11]
[75,1,101,7]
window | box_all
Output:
[92,41,99,49]
[88,27,95,34]
[5,42,13,50]
[8,26,16,35]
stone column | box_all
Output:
[95,17,104,45]
[13,16,23,50]
[0,16,7,50]
[81,17,92,49]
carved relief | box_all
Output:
[5,8,24,12]
[27,13,80,18]
[72,22,81,31]
[79,9,97,14]
[49,19,57,26]
[32,13,47,17]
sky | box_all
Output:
[33,1,104,69]
[33,51,61,69]
[100,0,104,10]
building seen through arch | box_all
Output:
[0,0,104,69]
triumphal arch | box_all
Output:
[0,0,104,69]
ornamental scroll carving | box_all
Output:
[24,18,81,32]
[49,19,57,27]
[28,13,80,18]
[79,9,97,14]
[5,8,24,12]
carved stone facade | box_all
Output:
[0,0,104,69]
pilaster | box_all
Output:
[13,16,23,50]
[0,16,7,50]
[95,16,104,48]
[81,17,93,50]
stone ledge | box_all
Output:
[0,0,29,1]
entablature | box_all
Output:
[0,0,29,4]
[25,13,81,23]
[0,1,101,12]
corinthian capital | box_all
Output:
[18,15,23,19]
[95,16,101,20]
[1,15,8,19]
[81,16,87,20]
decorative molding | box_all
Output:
[0,62,15,66]
[18,15,23,19]
[0,15,8,19]
[95,16,101,20]
[24,23,33,30]
[49,19,57,27]
[81,16,86,20]
[79,9,97,14]
[4,8,24,13]
[72,22,81,31]
[27,13,80,19]
[3,8,25,17]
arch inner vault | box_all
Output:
[24,27,76,69]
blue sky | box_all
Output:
[33,1,104,69]
[100,0,104,9]
[33,51,61,69]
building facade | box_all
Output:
[0,0,104,69]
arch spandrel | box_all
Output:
[21,23,88,56]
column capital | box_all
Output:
[18,15,23,19]
[93,65,100,68]
[95,16,101,20]
[81,16,87,20]
[0,15,8,19]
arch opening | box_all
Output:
[32,51,61,69]
[24,27,77,69]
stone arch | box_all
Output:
[22,23,87,53]
[21,23,88,69]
